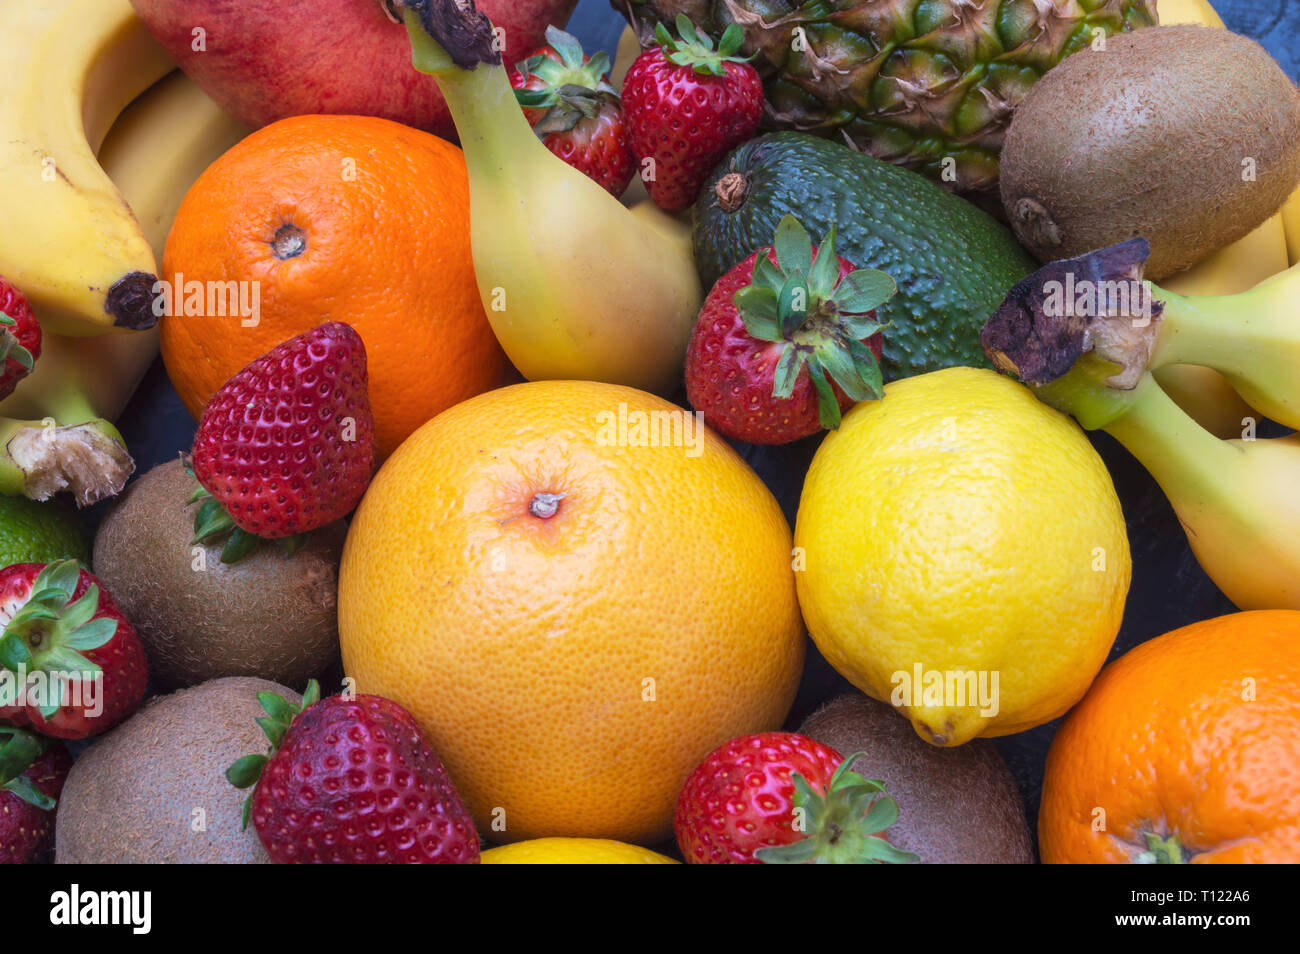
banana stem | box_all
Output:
[0,415,133,506]
[403,6,546,185]
[1149,264,1300,427]
[982,241,1300,430]
[1097,374,1242,508]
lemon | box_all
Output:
[0,495,88,568]
[481,838,679,865]
[795,367,1130,746]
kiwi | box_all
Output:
[92,458,345,689]
[799,694,1033,864]
[1000,25,1300,280]
[55,677,299,863]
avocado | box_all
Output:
[693,133,1035,381]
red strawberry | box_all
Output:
[0,278,40,401]
[685,215,894,444]
[189,322,374,561]
[0,727,72,863]
[622,15,763,212]
[674,731,917,864]
[0,561,148,740]
[227,681,479,864]
[509,26,635,197]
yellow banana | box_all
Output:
[982,239,1300,610]
[611,24,640,89]
[1283,189,1300,267]
[1154,217,1289,437]
[0,0,174,337]
[0,72,248,504]
[401,1,702,394]
[1158,0,1224,27]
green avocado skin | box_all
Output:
[693,133,1036,381]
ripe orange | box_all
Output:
[337,380,805,843]
[1040,610,1300,863]
[160,114,506,458]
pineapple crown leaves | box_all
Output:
[226,678,323,830]
[736,215,895,430]
[181,454,308,564]
[513,25,618,135]
[654,14,752,77]
[0,311,34,372]
[0,726,56,811]
[755,753,920,865]
[0,560,115,721]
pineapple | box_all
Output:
[614,0,1158,200]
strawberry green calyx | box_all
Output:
[0,561,114,721]
[737,215,894,429]
[755,753,919,864]
[655,15,750,77]
[514,27,616,135]
[0,726,54,810]
[0,312,34,372]
[182,455,308,564]
[226,678,322,829]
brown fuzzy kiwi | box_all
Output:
[999,25,1300,280]
[55,677,300,863]
[92,458,345,689]
[799,694,1033,864]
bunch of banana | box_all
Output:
[981,238,1300,611]
[0,0,174,337]
[0,47,248,505]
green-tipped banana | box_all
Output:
[981,238,1300,610]
[1147,264,1300,431]
[398,0,701,394]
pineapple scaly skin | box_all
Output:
[614,0,1158,200]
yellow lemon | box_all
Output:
[481,838,679,865]
[795,367,1130,746]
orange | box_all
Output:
[1040,610,1300,863]
[160,114,506,458]
[337,380,805,843]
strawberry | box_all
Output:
[0,561,148,740]
[189,322,375,562]
[0,278,40,401]
[510,26,635,197]
[674,731,917,864]
[622,15,763,212]
[0,727,72,863]
[685,215,894,444]
[227,681,479,864]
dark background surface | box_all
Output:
[103,0,1298,858]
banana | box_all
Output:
[1102,375,1300,611]
[0,0,174,337]
[1158,0,1224,27]
[0,71,249,504]
[981,240,1300,610]
[1283,188,1300,267]
[401,1,702,395]
[1154,217,1290,438]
